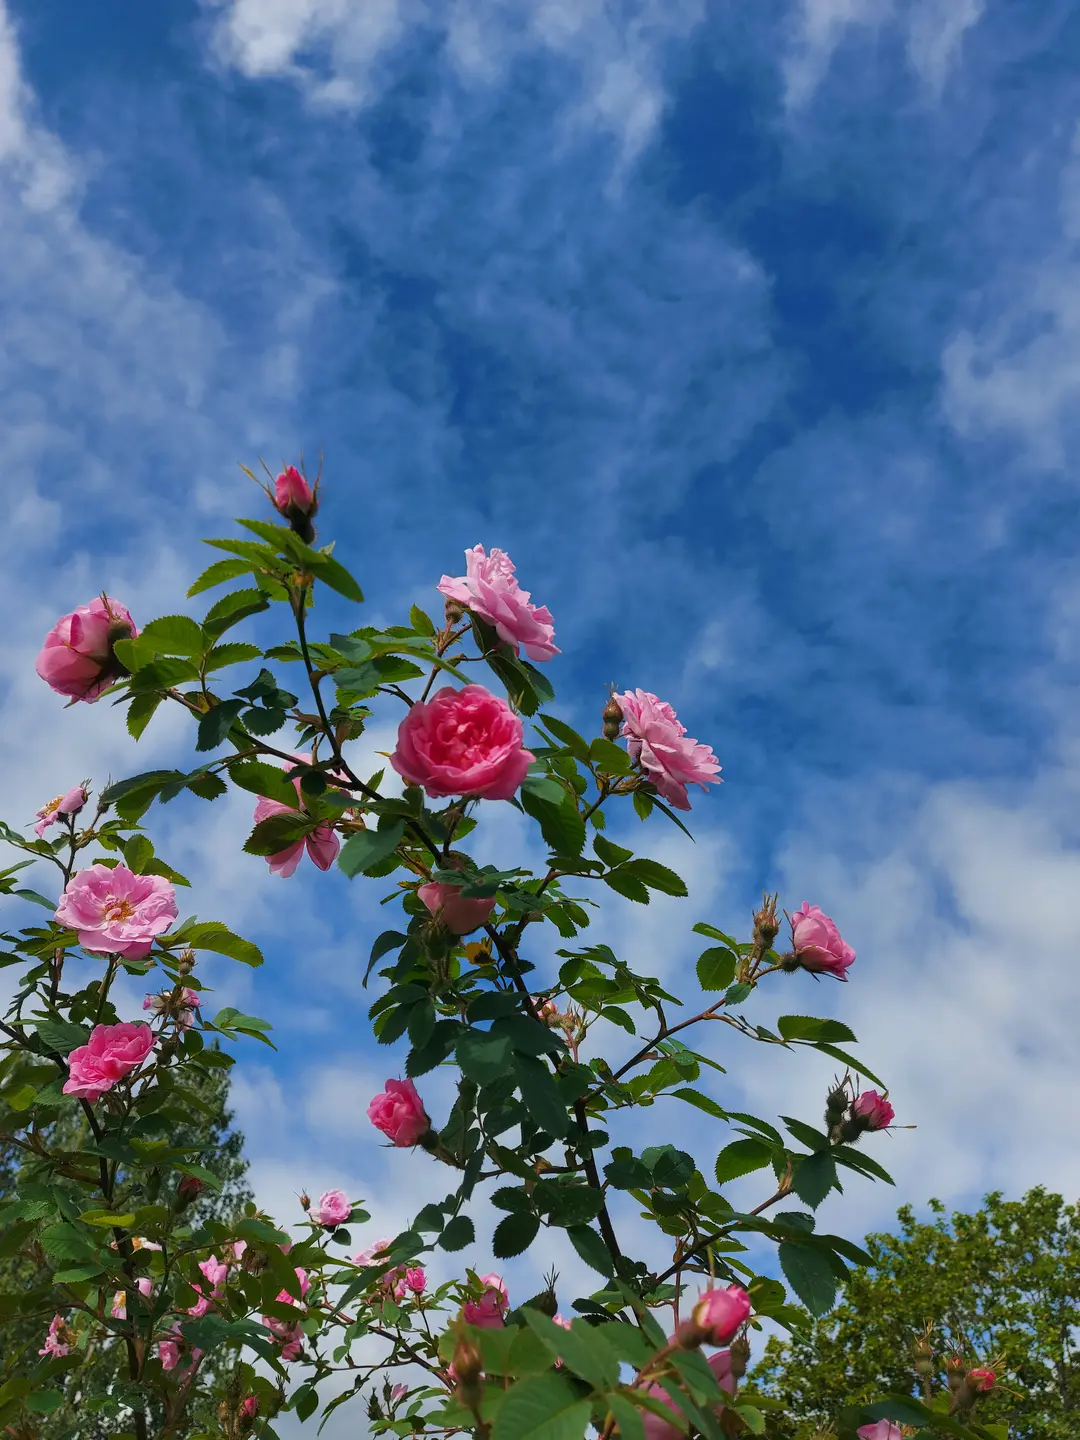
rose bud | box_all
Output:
[689,1285,752,1346]
[176,1175,205,1208]
[273,465,318,540]
[602,695,623,741]
[850,1090,895,1133]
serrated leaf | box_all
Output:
[566,1223,614,1277]
[138,615,205,656]
[696,947,737,991]
[603,868,650,904]
[439,1214,475,1251]
[491,1373,592,1440]
[243,811,317,856]
[197,699,245,751]
[588,737,633,774]
[621,857,687,896]
[338,821,406,878]
[179,922,263,967]
[520,777,585,857]
[456,1029,513,1086]
[778,1242,837,1316]
[126,692,162,740]
[188,557,256,596]
[522,1311,621,1388]
[204,642,263,672]
[202,588,270,640]
[33,1016,90,1054]
[715,1138,774,1184]
[790,1151,837,1209]
[226,760,298,807]
[538,714,591,762]
[513,1052,569,1138]
[777,1015,858,1044]
[493,1210,540,1258]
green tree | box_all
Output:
[0,1056,251,1438]
[747,1187,1080,1438]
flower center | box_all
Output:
[42,795,63,816]
[103,897,136,924]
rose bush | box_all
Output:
[0,467,1010,1440]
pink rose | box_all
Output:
[241,1396,259,1418]
[143,987,201,1028]
[643,1348,735,1440]
[464,1273,508,1329]
[857,1425,904,1440]
[274,465,315,516]
[353,1237,392,1268]
[968,1368,995,1393]
[615,689,721,811]
[367,1078,430,1147]
[36,596,136,703]
[63,1022,156,1103]
[391,685,534,800]
[55,863,177,959]
[34,784,89,838]
[253,753,340,878]
[310,1189,351,1227]
[39,1314,71,1358]
[418,881,495,935]
[199,1255,228,1290]
[790,902,856,981]
[692,1285,752,1344]
[159,1339,181,1372]
[852,1090,894,1132]
[438,545,559,662]
[402,1267,426,1295]
[111,1277,153,1318]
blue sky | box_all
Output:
[3,0,1080,1422]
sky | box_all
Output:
[3,0,1080,1426]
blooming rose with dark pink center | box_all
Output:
[253,754,341,878]
[643,1348,735,1439]
[691,1285,752,1345]
[417,881,495,935]
[390,686,534,801]
[852,1090,894,1132]
[790,902,856,981]
[35,785,88,838]
[36,596,137,703]
[63,1022,156,1103]
[857,1424,904,1440]
[55,863,177,959]
[463,1274,508,1329]
[615,689,721,811]
[367,1078,430,1147]
[438,545,559,662]
[310,1189,351,1227]
[968,1368,995,1393]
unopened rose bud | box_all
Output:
[176,1175,205,1208]
[729,1334,751,1379]
[851,1090,895,1133]
[177,949,195,976]
[444,596,466,625]
[299,1191,311,1211]
[752,893,780,950]
[689,1285,752,1346]
[273,465,318,541]
[602,695,623,741]
[825,1084,849,1125]
[453,1336,484,1409]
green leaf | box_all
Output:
[588,737,633,774]
[79,1210,136,1227]
[25,1390,64,1416]
[566,1223,615,1277]
[204,642,263,672]
[457,1029,513,1086]
[778,1242,838,1316]
[188,557,256,596]
[538,714,590,762]
[243,811,317,856]
[227,760,299,807]
[410,604,435,636]
[197,698,245,751]
[522,1311,621,1388]
[696,947,737,991]
[620,858,688,896]
[439,1215,475,1251]
[40,1223,98,1261]
[363,930,407,986]
[513,1053,570,1138]
[603,1395,646,1440]
[293,1385,318,1422]
[776,1015,858,1044]
[493,1210,540,1258]
[33,1016,90,1054]
[603,868,650,904]
[338,821,406,878]
[812,1042,889,1092]
[123,833,154,874]
[126,692,162,740]
[715,1138,774,1184]
[491,1373,592,1440]
[593,834,633,867]
[520,777,585,857]
[138,615,205,656]
[306,550,365,603]
[180,922,263,967]
[202,588,270,640]
[790,1151,838,1209]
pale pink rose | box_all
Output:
[367,1078,430,1147]
[263,1313,304,1359]
[55,863,177,959]
[438,545,559,662]
[63,1022,156,1103]
[111,1277,153,1318]
[418,881,495,935]
[240,1397,259,1419]
[274,465,315,516]
[353,1237,393,1268]
[36,596,137,703]
[273,1268,310,1306]
[34,784,89,838]
[790,902,856,981]
[310,1189,351,1227]
[852,1090,894,1131]
[968,1369,995,1393]
[390,686,534,801]
[159,1339,181,1372]
[857,1424,904,1440]
[253,753,340,878]
[132,1236,162,1252]
[39,1314,71,1358]
[199,1255,228,1290]
[463,1274,509,1329]
[553,1314,571,1329]
[615,689,721,811]
[643,1348,735,1440]
[692,1285,752,1344]
[390,1384,408,1403]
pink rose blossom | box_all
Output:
[463,1274,509,1329]
[55,863,177,959]
[39,1314,71,1358]
[111,1277,153,1318]
[852,1090,895,1132]
[857,1425,904,1440]
[417,881,495,935]
[615,689,721,811]
[310,1189,351,1227]
[968,1368,995,1393]
[241,1396,259,1419]
[438,545,559,662]
[274,465,315,516]
[390,685,534,801]
[367,1078,430,1147]
[199,1255,228,1290]
[34,785,88,838]
[553,1313,571,1330]
[790,902,856,980]
[402,1267,426,1296]
[353,1237,392,1269]
[643,1348,735,1439]
[36,596,137,703]
[263,1313,304,1359]
[63,1022,156,1103]
[253,754,341,878]
[159,1339,181,1372]
[390,1384,408,1404]
[692,1285,752,1344]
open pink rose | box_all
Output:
[310,1189,351,1227]
[367,1078,430,1147]
[275,465,315,516]
[417,881,495,935]
[63,1022,156,1102]
[39,1315,72,1358]
[968,1368,995,1393]
[34,785,88,838]
[463,1274,509,1329]
[692,1285,752,1344]
[615,689,721,811]
[438,545,559,662]
[252,753,341,878]
[857,1424,904,1440]
[852,1090,894,1131]
[240,1396,259,1419]
[401,1267,426,1296]
[36,596,136,703]
[790,902,855,981]
[391,685,534,800]
[55,863,177,959]
[643,1348,735,1439]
